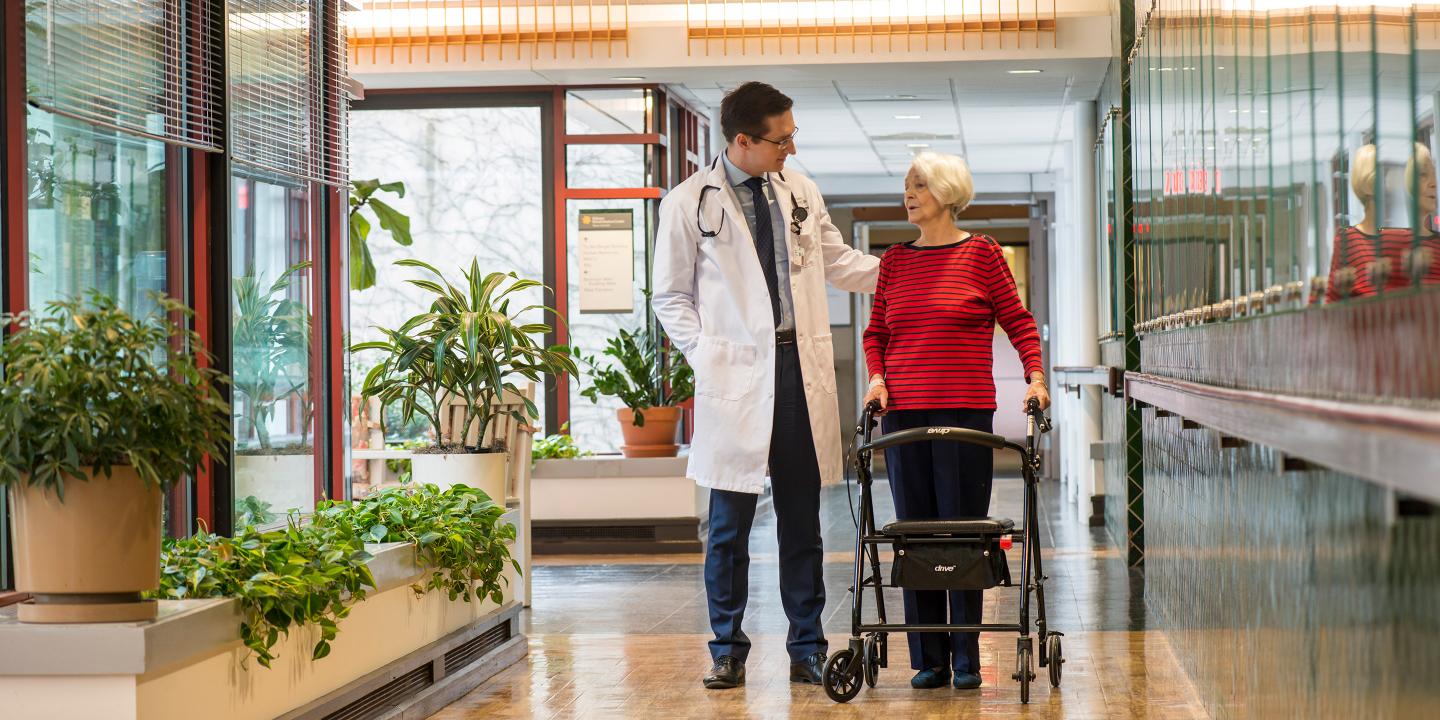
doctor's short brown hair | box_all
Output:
[720,82,793,143]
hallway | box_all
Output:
[433,477,1209,719]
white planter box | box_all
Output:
[411,452,507,504]
[0,533,524,720]
[531,456,701,521]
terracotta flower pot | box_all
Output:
[9,466,162,623]
[617,406,681,458]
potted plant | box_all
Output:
[231,262,314,520]
[574,325,694,458]
[0,293,230,623]
[354,258,575,501]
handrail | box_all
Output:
[1125,372,1440,504]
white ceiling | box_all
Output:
[672,57,1109,183]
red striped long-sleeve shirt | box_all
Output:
[863,235,1044,411]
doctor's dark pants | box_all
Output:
[704,342,827,664]
[881,408,995,674]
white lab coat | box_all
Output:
[652,158,879,495]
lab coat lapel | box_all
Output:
[704,158,752,246]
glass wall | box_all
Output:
[1127,5,1440,332]
[230,173,315,524]
[26,108,168,314]
[347,105,546,495]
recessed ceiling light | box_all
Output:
[1008,69,1043,74]
[610,76,645,81]
[907,143,930,148]
[894,114,921,120]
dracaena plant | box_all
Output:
[349,178,413,291]
[353,259,576,452]
[232,262,312,451]
[0,292,232,498]
[574,325,694,427]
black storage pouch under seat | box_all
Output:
[890,537,1012,591]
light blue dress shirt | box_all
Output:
[721,152,796,332]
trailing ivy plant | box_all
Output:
[0,292,231,497]
[235,496,279,528]
[532,423,589,461]
[574,325,694,427]
[317,483,518,604]
[152,485,517,669]
[152,518,377,668]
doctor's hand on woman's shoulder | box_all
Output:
[862,375,889,416]
[1023,375,1051,413]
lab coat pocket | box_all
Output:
[694,337,759,401]
[808,333,838,393]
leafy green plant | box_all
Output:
[533,423,589,461]
[233,263,311,451]
[0,293,231,497]
[236,496,279,528]
[153,485,516,669]
[574,325,694,427]
[353,259,576,453]
[152,518,376,668]
[318,484,517,604]
[349,179,413,291]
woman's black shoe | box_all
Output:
[703,655,745,689]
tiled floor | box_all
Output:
[432,475,1210,719]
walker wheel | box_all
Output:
[862,635,881,688]
[1013,643,1034,704]
[1047,634,1064,688]
[823,650,862,703]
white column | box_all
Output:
[1069,101,1103,509]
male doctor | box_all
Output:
[652,82,880,690]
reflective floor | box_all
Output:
[433,474,1210,719]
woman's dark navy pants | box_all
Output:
[881,407,995,674]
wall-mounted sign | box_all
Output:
[578,209,635,314]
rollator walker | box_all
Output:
[823,398,1062,704]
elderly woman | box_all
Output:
[861,151,1050,690]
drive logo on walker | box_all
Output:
[934,564,956,572]
[927,428,952,435]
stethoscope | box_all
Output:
[697,156,809,239]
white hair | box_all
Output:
[1350,143,1377,201]
[910,151,975,220]
[1405,141,1435,196]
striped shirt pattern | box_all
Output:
[863,235,1044,411]
[1325,226,1440,302]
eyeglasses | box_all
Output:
[752,127,799,150]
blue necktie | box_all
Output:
[742,176,782,326]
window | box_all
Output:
[566,198,651,454]
[230,173,315,523]
[347,104,546,495]
[26,108,168,314]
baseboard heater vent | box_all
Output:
[285,605,524,720]
[534,524,656,541]
[444,622,512,674]
[532,518,702,554]
[322,664,433,720]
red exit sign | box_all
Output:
[1163,167,1223,196]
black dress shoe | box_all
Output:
[704,655,745,689]
[790,651,827,684]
